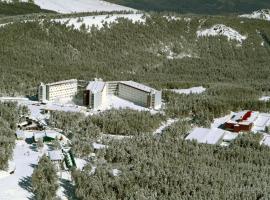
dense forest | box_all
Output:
[1,8,270,199]
[106,0,270,14]
[0,102,27,170]
[71,126,270,200]
[49,109,165,157]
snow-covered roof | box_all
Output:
[120,81,158,93]
[204,128,226,144]
[34,131,46,140]
[186,128,225,145]
[186,128,209,143]
[48,150,64,161]
[16,130,25,138]
[92,142,107,150]
[45,130,60,139]
[231,110,249,121]
[86,81,105,94]
[261,134,270,147]
[223,131,238,141]
[46,79,77,86]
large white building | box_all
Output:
[83,79,107,110]
[84,79,162,110]
[38,79,78,102]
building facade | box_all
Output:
[83,80,107,110]
[84,79,162,110]
[118,81,162,110]
[38,79,78,102]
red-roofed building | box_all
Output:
[225,111,255,133]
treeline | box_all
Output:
[0,102,27,170]
[164,84,270,126]
[71,125,270,200]
[0,1,55,16]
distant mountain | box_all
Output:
[105,0,270,14]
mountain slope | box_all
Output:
[105,0,270,14]
[0,13,269,95]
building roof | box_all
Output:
[48,150,64,161]
[120,81,158,93]
[45,130,60,139]
[46,79,77,86]
[231,110,249,121]
[186,128,225,145]
[86,81,106,94]
[223,131,238,141]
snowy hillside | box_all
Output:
[53,14,145,30]
[6,0,135,13]
[240,9,270,21]
[197,24,247,43]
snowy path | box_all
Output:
[0,141,41,200]
[153,118,179,136]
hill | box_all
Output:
[105,0,270,14]
[0,1,55,16]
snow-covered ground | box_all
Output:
[197,24,247,43]
[168,86,206,95]
[0,140,41,200]
[53,13,145,30]
[106,95,156,113]
[153,118,179,136]
[9,0,134,13]
[240,9,270,22]
[0,97,90,121]
[259,96,270,102]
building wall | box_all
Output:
[153,91,162,110]
[38,83,46,102]
[47,80,77,101]
[118,83,149,107]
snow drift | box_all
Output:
[197,24,247,42]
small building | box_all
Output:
[48,150,64,167]
[224,111,258,133]
[38,79,78,102]
[186,128,225,145]
[33,130,61,142]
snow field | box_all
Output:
[5,0,135,13]
[53,13,145,30]
[168,86,206,95]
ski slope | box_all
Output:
[10,0,135,13]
